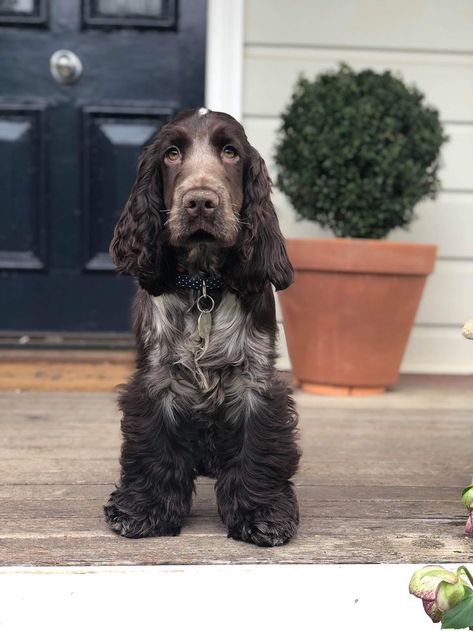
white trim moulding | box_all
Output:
[205,0,244,121]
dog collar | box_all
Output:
[175,265,224,291]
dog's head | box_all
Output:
[110,108,293,295]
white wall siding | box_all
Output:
[245,0,473,52]
[244,47,473,122]
[243,0,473,374]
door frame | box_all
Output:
[205,0,244,121]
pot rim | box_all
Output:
[284,237,437,275]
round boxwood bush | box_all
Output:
[274,64,448,239]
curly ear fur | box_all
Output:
[110,143,175,296]
[226,148,293,294]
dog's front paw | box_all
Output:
[226,488,299,547]
[104,488,185,539]
[229,514,298,547]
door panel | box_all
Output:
[0,104,47,271]
[0,0,47,24]
[0,0,206,332]
[83,0,176,27]
[82,106,171,271]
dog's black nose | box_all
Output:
[183,189,219,218]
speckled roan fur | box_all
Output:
[104,109,300,547]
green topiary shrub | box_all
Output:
[274,64,448,239]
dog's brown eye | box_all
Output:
[165,146,180,162]
[222,145,238,160]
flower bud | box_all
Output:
[461,486,473,510]
[409,566,462,622]
[437,579,466,611]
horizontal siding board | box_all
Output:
[276,323,473,374]
[440,125,473,190]
[243,116,473,193]
[272,189,473,261]
[416,260,473,325]
[244,46,473,122]
[401,325,473,373]
[271,188,473,260]
[245,0,473,53]
[389,194,473,259]
[274,259,473,327]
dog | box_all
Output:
[104,108,300,547]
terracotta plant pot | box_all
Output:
[279,238,437,396]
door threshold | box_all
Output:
[0,340,134,392]
[0,331,133,350]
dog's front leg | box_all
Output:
[216,376,301,547]
[104,375,196,538]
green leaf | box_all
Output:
[442,593,473,629]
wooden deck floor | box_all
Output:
[1,379,473,565]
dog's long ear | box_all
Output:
[226,147,293,294]
[110,142,174,295]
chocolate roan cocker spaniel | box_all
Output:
[104,108,300,547]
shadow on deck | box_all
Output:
[1,376,472,565]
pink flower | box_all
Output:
[409,566,467,623]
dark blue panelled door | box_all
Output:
[0,0,206,331]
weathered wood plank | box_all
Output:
[0,516,467,539]
[0,504,465,530]
[0,494,465,522]
[2,408,473,468]
[1,385,473,412]
[0,458,469,487]
[2,422,473,462]
[0,483,461,502]
[2,408,473,432]
[0,519,471,565]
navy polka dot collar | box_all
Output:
[175,265,224,291]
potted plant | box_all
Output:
[275,64,448,395]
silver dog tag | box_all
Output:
[198,311,212,341]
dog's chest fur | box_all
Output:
[140,290,275,413]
